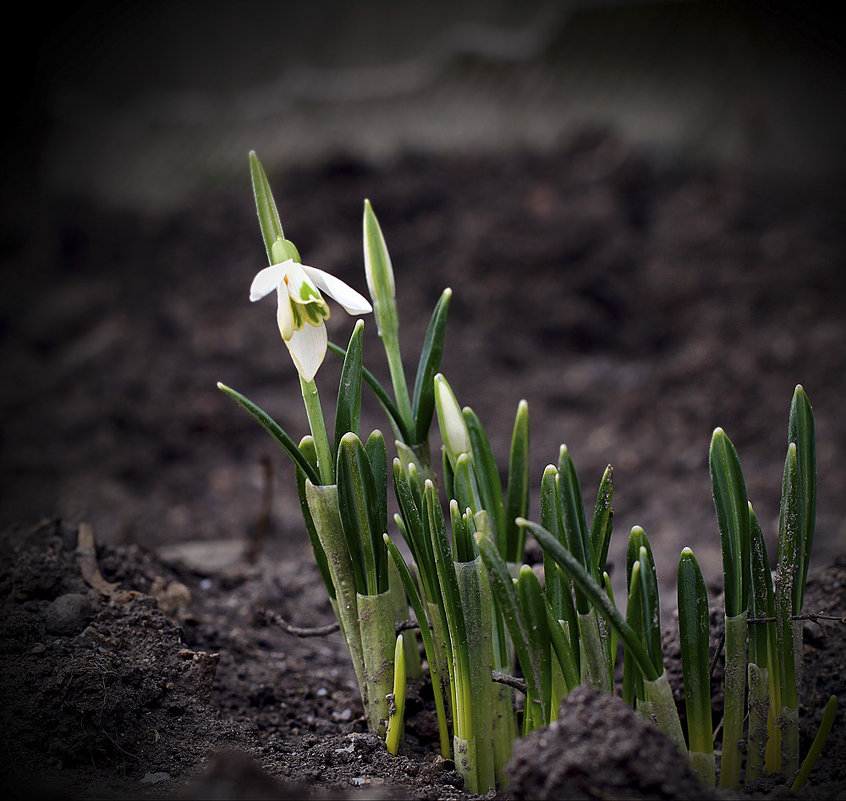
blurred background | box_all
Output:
[2,1,845,608]
[9,0,845,212]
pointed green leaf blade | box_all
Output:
[776,442,800,708]
[328,340,413,444]
[249,151,284,263]
[217,382,320,486]
[622,560,645,706]
[638,544,663,674]
[517,565,552,724]
[748,503,774,667]
[557,446,591,580]
[336,432,381,594]
[384,532,451,756]
[504,400,530,563]
[677,547,712,756]
[788,385,816,611]
[589,466,614,578]
[519,517,657,681]
[412,288,452,445]
[709,427,750,617]
[334,320,365,456]
[475,521,543,718]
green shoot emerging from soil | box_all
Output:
[218,152,836,795]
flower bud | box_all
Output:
[434,374,471,461]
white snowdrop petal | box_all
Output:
[283,262,321,302]
[276,285,295,341]
[249,261,291,302]
[301,265,372,315]
[285,322,328,382]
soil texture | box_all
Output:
[1,132,845,798]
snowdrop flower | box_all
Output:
[250,257,372,382]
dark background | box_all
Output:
[8,2,845,211]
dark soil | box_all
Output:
[508,685,714,800]
[2,133,845,799]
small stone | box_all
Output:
[43,593,95,635]
[150,577,192,615]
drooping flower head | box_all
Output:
[250,238,372,382]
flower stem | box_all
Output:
[384,333,414,432]
[300,376,334,485]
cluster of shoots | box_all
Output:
[218,153,836,795]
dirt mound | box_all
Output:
[507,686,713,800]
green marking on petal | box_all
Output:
[283,263,331,330]
[300,298,331,327]
[289,300,304,331]
[288,295,330,330]
[297,280,321,303]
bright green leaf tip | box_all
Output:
[711,427,726,445]
[792,694,837,791]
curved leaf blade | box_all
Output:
[217,382,320,486]
[519,517,657,681]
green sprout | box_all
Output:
[677,548,715,786]
[217,152,835,796]
[385,634,407,756]
[704,387,834,788]
[709,426,750,790]
[792,694,837,792]
[746,501,774,781]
